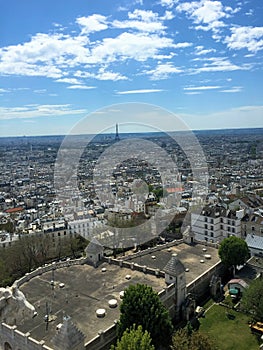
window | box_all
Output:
[220,218,223,223]
[211,218,214,224]
[210,226,214,230]
[220,225,223,229]
[227,227,230,232]
[205,224,208,229]
[232,228,235,233]
[252,226,255,231]
[232,220,235,226]
[211,232,214,237]
[205,217,208,222]
[205,230,208,236]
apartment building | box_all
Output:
[191,205,244,243]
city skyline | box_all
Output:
[0,0,263,136]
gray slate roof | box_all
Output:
[85,237,103,254]
[52,315,85,350]
[246,234,263,251]
[163,254,185,276]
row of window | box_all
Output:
[204,223,235,233]
[204,217,236,226]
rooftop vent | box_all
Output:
[96,309,106,318]
[108,299,118,308]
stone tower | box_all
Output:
[163,253,186,320]
[85,237,104,267]
[52,315,85,350]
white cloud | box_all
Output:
[112,9,168,33]
[184,85,221,90]
[184,91,201,95]
[89,32,177,63]
[34,89,47,94]
[56,78,82,84]
[180,105,263,129]
[0,104,87,120]
[225,26,263,52]
[67,85,96,90]
[74,68,127,81]
[195,46,216,55]
[245,9,254,16]
[143,62,182,80]
[76,14,108,34]
[0,88,9,93]
[0,10,189,84]
[161,11,175,20]
[128,9,158,22]
[176,0,235,33]
[116,89,164,94]
[95,68,128,81]
[159,0,178,8]
[0,32,90,77]
[220,86,243,93]
[112,19,166,33]
[0,61,63,79]
[191,57,252,73]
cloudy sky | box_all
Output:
[0,0,262,136]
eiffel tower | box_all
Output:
[115,123,120,142]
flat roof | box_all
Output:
[19,262,166,348]
[127,243,220,285]
[17,242,221,348]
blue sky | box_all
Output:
[0,0,262,136]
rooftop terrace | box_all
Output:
[16,242,221,348]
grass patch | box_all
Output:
[200,303,260,350]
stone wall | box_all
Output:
[103,256,165,278]
[187,260,225,301]
[0,244,225,350]
[0,323,53,350]
[84,323,117,350]
[15,258,88,288]
[121,239,184,261]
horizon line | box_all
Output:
[0,126,262,139]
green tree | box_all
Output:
[117,284,173,348]
[171,328,217,350]
[218,236,249,272]
[111,325,155,350]
[242,277,263,322]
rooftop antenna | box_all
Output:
[45,301,50,331]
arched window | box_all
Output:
[4,342,13,350]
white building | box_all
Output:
[0,232,20,249]
[191,205,244,243]
[68,217,104,240]
[245,234,263,257]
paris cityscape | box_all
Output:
[0,0,263,349]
